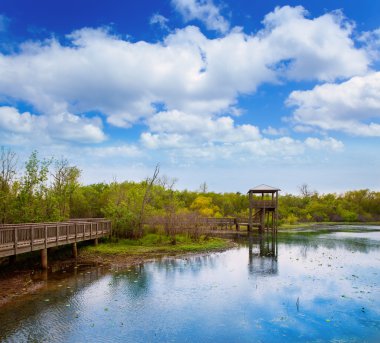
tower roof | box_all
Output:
[248,184,281,193]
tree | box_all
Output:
[138,164,160,237]
[0,147,17,223]
[17,151,51,222]
[159,176,179,239]
[298,183,315,198]
[51,158,81,219]
[199,182,208,193]
[190,195,221,217]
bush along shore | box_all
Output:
[80,233,234,266]
[1,148,380,236]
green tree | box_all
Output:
[190,195,221,217]
[16,151,51,222]
[51,158,81,219]
[0,147,18,223]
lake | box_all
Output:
[1,226,380,342]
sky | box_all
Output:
[0,0,379,194]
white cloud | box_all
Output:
[0,6,372,146]
[263,126,288,136]
[171,0,229,34]
[48,112,106,143]
[359,28,380,61]
[305,137,344,151]
[292,125,316,133]
[86,144,142,157]
[259,6,368,81]
[141,110,343,161]
[146,110,260,143]
[150,14,170,30]
[287,72,380,136]
[0,106,35,133]
[0,106,106,144]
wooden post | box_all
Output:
[31,226,34,251]
[234,218,239,231]
[94,238,98,246]
[259,208,265,233]
[72,242,78,259]
[14,227,18,255]
[248,192,253,232]
[41,248,48,270]
[275,190,279,231]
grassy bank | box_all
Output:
[82,234,231,257]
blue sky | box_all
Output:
[0,0,379,194]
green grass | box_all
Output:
[83,233,230,256]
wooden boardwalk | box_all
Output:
[205,217,264,231]
[0,218,111,259]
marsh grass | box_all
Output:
[84,233,229,255]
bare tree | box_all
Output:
[160,175,178,241]
[199,181,208,193]
[298,183,314,198]
[137,164,160,237]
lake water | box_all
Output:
[1,227,380,342]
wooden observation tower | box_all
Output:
[248,184,280,232]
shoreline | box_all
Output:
[279,221,380,230]
[2,222,378,307]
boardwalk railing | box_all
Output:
[205,217,235,230]
[251,200,276,208]
[0,219,111,258]
[146,216,266,232]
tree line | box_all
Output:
[1,148,379,237]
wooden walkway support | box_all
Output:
[0,218,111,268]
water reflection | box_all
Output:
[1,227,380,343]
[248,232,278,275]
[0,263,109,342]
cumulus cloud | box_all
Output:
[141,110,343,161]
[0,106,35,133]
[263,126,288,136]
[0,106,105,143]
[0,5,373,150]
[259,6,368,81]
[86,144,141,157]
[287,72,380,136]
[171,0,229,34]
[305,137,344,151]
[146,110,260,143]
[0,7,370,131]
[359,28,380,60]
